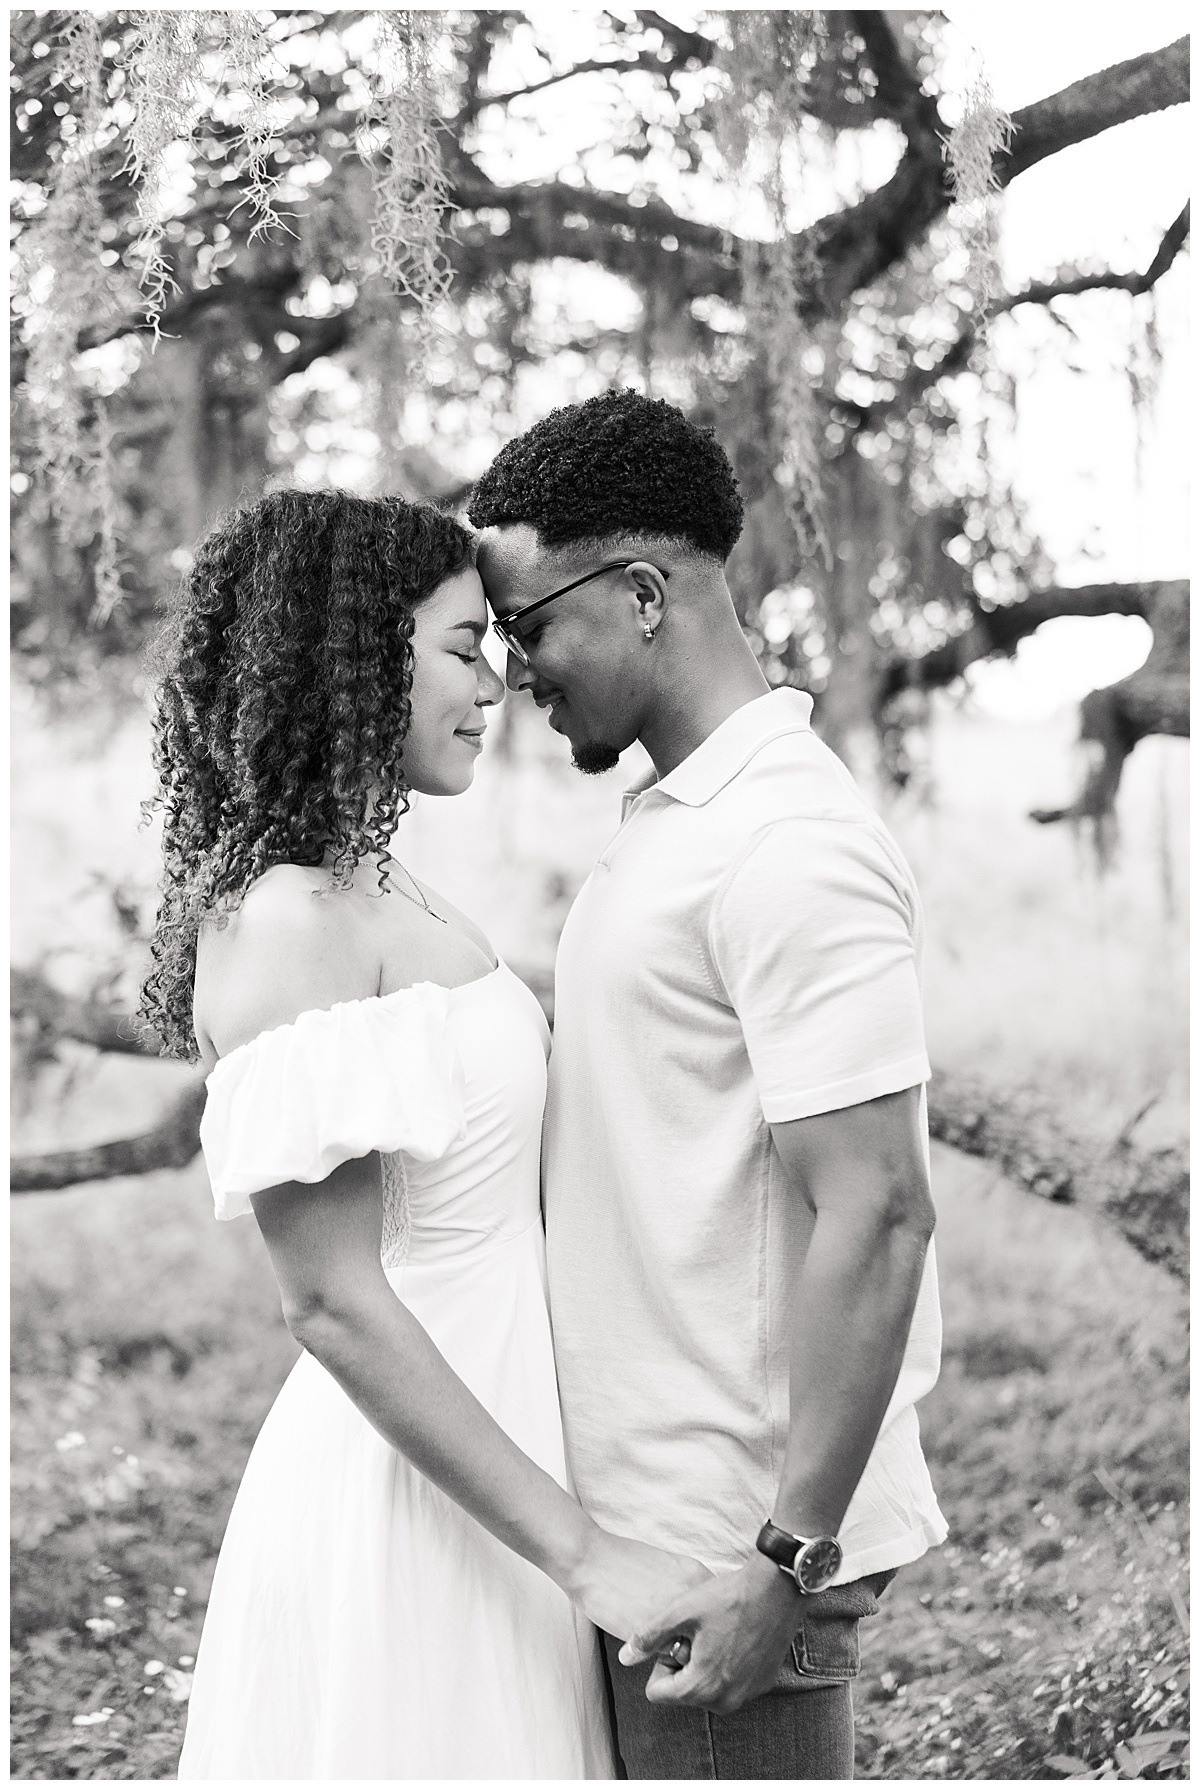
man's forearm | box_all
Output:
[773,1193,933,1541]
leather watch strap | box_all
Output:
[756,1518,803,1570]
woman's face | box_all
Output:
[401,566,505,797]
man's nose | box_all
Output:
[507,650,535,693]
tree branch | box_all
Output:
[1003,37,1189,183]
[849,11,945,140]
[1030,581,1188,824]
[451,38,1189,324]
[10,1081,207,1194]
[34,36,1187,387]
[632,12,717,68]
[12,967,151,1056]
[928,1070,1187,1283]
[993,201,1190,315]
[851,200,1191,427]
[878,581,1177,704]
[456,52,677,125]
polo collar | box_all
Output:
[627,687,815,810]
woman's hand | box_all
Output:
[569,1526,714,1643]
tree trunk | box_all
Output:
[146,312,274,547]
[818,450,912,786]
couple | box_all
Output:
[147,390,946,1781]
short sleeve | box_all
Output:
[708,817,930,1125]
[199,983,468,1220]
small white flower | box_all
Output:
[144,1660,165,1677]
[178,1655,195,1667]
[72,1708,114,1727]
[142,1686,155,1696]
[173,1586,188,1597]
[103,1595,125,1608]
[163,1668,193,1702]
[55,1431,86,1452]
[84,1617,117,1638]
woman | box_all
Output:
[140,489,705,1778]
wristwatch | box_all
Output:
[756,1519,842,1594]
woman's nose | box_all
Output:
[478,656,506,707]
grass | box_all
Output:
[853,1149,1188,1780]
[11,1163,296,1779]
[10,1145,1188,1779]
[10,698,1188,1779]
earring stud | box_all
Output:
[643,623,655,640]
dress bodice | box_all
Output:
[200,963,551,1271]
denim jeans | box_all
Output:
[600,1571,894,1780]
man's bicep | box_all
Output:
[769,1086,930,1217]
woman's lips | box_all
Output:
[455,727,485,749]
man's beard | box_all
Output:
[571,740,622,776]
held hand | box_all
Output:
[618,1551,803,1716]
[570,1527,713,1645]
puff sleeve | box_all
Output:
[199,983,468,1220]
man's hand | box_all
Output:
[618,1551,804,1715]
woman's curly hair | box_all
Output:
[139,487,474,1061]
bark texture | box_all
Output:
[928,1073,1187,1284]
[10,1080,208,1194]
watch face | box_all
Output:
[795,1536,842,1593]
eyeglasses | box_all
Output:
[489,559,669,667]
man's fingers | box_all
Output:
[644,1660,696,1703]
[619,1633,691,1669]
[618,1621,677,1666]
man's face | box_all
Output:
[474,524,648,774]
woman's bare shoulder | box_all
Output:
[195,866,379,1061]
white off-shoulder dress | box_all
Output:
[177,964,615,1780]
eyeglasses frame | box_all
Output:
[489,558,669,667]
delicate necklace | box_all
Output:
[385,860,447,924]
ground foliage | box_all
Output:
[9,1147,1187,1780]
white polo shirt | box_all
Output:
[543,688,947,1583]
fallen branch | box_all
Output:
[928,1071,1187,1283]
[11,967,151,1056]
[10,970,1188,1287]
[10,1080,208,1193]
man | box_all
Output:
[469,390,946,1780]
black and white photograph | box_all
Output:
[10,7,1189,1780]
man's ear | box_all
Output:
[623,561,668,636]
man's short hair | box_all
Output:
[467,388,744,560]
